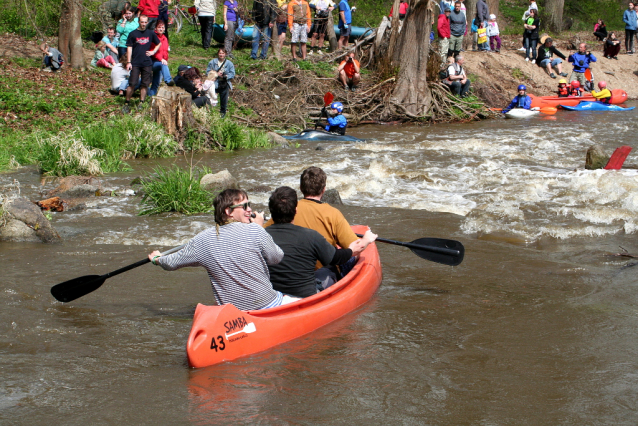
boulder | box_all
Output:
[46,176,101,198]
[200,169,239,192]
[56,184,100,199]
[36,197,64,212]
[585,145,609,170]
[321,189,343,205]
[0,219,40,243]
[267,132,290,148]
[1,197,60,243]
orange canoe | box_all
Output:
[530,89,628,108]
[186,225,383,368]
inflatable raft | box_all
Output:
[504,109,540,119]
[186,225,382,368]
[212,24,373,46]
[559,101,635,112]
[283,129,364,142]
[529,89,628,108]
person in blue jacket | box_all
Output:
[325,102,347,135]
[623,2,637,54]
[568,43,596,87]
[502,85,532,113]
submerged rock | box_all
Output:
[0,197,60,243]
[267,132,290,148]
[321,189,343,205]
[585,145,609,170]
[46,176,101,198]
[200,170,239,192]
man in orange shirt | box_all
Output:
[337,51,360,91]
[287,0,312,61]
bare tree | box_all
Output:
[59,0,85,68]
[544,0,564,33]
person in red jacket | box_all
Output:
[437,7,451,62]
[149,20,174,96]
[137,0,160,30]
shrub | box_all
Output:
[139,165,215,215]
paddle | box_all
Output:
[605,145,632,170]
[50,244,186,303]
[355,233,464,266]
[314,92,334,130]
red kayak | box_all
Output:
[186,225,382,368]
[529,89,628,108]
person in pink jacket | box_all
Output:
[149,20,175,96]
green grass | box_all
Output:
[511,68,526,80]
[139,165,215,215]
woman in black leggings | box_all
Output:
[623,2,637,53]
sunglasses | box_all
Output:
[229,201,251,210]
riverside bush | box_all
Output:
[139,165,215,215]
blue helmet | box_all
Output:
[330,102,344,113]
[518,84,527,91]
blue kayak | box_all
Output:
[212,24,373,46]
[283,129,363,142]
[560,101,635,112]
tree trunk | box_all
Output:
[59,0,85,69]
[463,0,477,50]
[388,0,401,59]
[151,87,195,147]
[486,0,499,19]
[272,21,281,60]
[326,11,338,52]
[544,0,564,33]
[386,0,434,118]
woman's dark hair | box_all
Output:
[156,19,166,28]
[184,67,202,81]
[269,187,298,224]
[213,189,248,225]
[300,166,327,197]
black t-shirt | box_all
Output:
[524,17,540,40]
[265,223,336,298]
[126,28,160,67]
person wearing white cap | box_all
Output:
[487,13,500,53]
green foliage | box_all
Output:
[511,68,526,80]
[139,165,215,215]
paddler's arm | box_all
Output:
[348,229,377,256]
[148,242,199,270]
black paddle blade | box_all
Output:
[51,275,107,303]
[410,238,464,266]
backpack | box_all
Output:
[439,68,449,80]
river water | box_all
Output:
[2,107,638,424]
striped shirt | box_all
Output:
[157,222,284,310]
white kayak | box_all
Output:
[504,109,540,119]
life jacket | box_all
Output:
[327,125,346,135]
[557,85,569,97]
[569,87,582,97]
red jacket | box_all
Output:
[152,32,169,61]
[138,0,160,18]
[437,13,450,38]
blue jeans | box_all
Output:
[524,37,537,60]
[120,78,141,91]
[251,24,272,59]
[149,61,172,96]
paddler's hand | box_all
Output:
[348,230,378,256]
[148,250,161,264]
[251,211,265,226]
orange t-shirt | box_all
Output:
[340,59,360,79]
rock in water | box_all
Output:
[46,176,101,198]
[1,197,60,243]
[200,170,239,192]
[267,132,289,148]
[585,145,609,170]
[0,220,41,243]
[321,189,343,205]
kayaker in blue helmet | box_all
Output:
[502,85,532,113]
[568,43,596,88]
[325,101,347,135]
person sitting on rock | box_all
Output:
[265,186,363,298]
[536,37,567,79]
[324,101,347,135]
[338,51,360,92]
[557,79,569,97]
[591,81,612,103]
[443,55,471,98]
[502,84,532,113]
[176,67,211,108]
[569,80,583,97]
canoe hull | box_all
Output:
[559,101,635,112]
[504,109,540,119]
[186,225,382,368]
[283,129,363,142]
[212,24,372,46]
[529,89,628,108]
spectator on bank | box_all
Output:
[223,0,240,57]
[593,19,607,41]
[137,0,160,29]
[337,0,352,50]
[274,0,288,54]
[536,37,567,79]
[470,15,479,51]
[149,20,174,96]
[174,64,190,86]
[123,15,160,113]
[195,0,217,50]
[604,32,621,59]
[389,0,409,20]
[438,7,451,61]
[623,2,637,54]
[523,8,539,63]
[519,0,537,51]
[111,56,132,95]
[476,0,489,50]
[309,0,334,55]
[116,5,138,58]
[449,1,465,57]
[338,51,360,91]
[39,42,64,72]
[288,0,312,61]
[251,0,277,59]
[444,55,471,98]
[102,27,119,61]
[158,0,170,39]
[92,41,116,68]
[568,43,596,87]
[206,48,235,118]
[439,0,453,14]
[487,13,500,53]
[176,67,211,108]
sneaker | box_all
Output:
[603,37,607,42]
[308,50,313,55]
[614,56,618,60]
[531,59,535,64]
[317,49,323,55]
[560,72,568,77]
[220,112,226,118]
[42,66,52,72]
[167,81,175,87]
[351,85,357,92]
[137,102,145,111]
[122,104,131,114]
[518,47,526,51]
[343,84,349,91]
[525,57,529,62]
[550,72,556,78]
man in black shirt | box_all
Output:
[265,186,355,298]
[124,15,161,113]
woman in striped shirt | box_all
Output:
[148,189,299,310]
